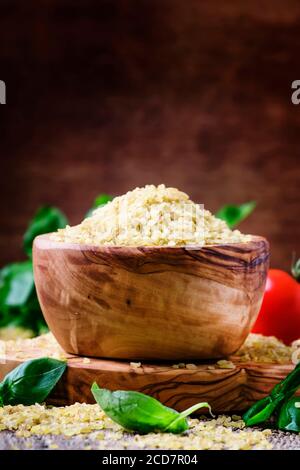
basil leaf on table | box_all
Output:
[85,194,113,218]
[215,201,256,229]
[23,206,68,257]
[0,358,67,406]
[243,362,300,427]
[277,397,300,433]
[91,383,212,434]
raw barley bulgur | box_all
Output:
[1,333,299,449]
[51,185,251,246]
[0,403,272,449]
[235,333,300,365]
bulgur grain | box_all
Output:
[292,348,300,365]
[0,333,67,361]
[235,333,296,364]
[51,185,251,247]
[0,326,34,341]
[186,363,198,370]
[130,362,142,369]
[0,403,272,450]
[216,360,236,369]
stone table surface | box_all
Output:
[0,429,299,450]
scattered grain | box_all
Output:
[49,443,59,449]
[0,327,34,341]
[0,403,272,450]
[217,360,235,369]
[130,362,142,369]
[186,363,198,370]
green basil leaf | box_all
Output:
[278,397,300,433]
[17,288,47,334]
[243,396,280,427]
[85,194,113,218]
[0,358,66,406]
[271,362,300,399]
[91,383,211,434]
[215,201,256,228]
[164,402,213,433]
[23,206,68,257]
[0,261,34,309]
[243,363,300,427]
[0,261,35,328]
[0,261,46,333]
[92,384,179,433]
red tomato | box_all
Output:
[252,269,300,345]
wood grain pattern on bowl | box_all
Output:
[1,343,297,413]
[33,234,269,360]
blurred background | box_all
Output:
[1,0,299,269]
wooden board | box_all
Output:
[0,341,297,414]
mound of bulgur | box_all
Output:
[0,403,272,450]
[235,334,300,365]
[0,332,67,361]
[51,185,251,246]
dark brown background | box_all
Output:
[1,0,299,269]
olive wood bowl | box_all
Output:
[33,235,269,360]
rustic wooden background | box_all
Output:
[1,0,299,269]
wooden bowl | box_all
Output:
[33,235,269,361]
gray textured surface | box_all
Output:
[0,429,299,450]
[267,430,300,450]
